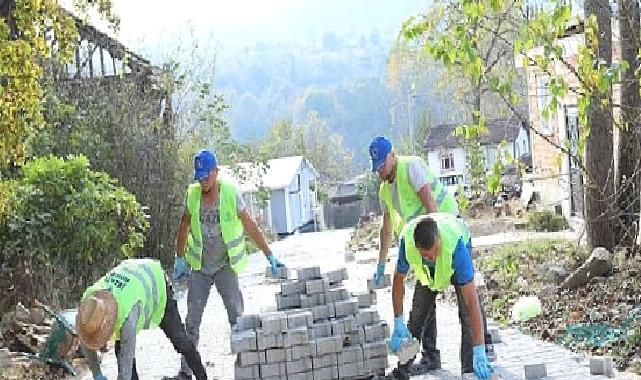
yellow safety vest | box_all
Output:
[403,213,471,291]
[83,259,167,340]
[185,179,248,273]
[379,156,458,236]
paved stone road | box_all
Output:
[83,229,635,380]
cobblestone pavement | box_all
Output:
[83,229,634,380]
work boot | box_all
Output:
[419,349,441,370]
[390,360,411,380]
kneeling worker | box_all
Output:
[389,213,493,380]
[76,258,208,380]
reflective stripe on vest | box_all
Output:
[379,156,459,236]
[403,213,469,291]
[82,259,167,340]
[185,179,248,273]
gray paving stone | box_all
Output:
[287,310,313,328]
[524,363,547,379]
[353,291,377,308]
[234,360,260,380]
[363,322,389,343]
[367,274,391,290]
[306,278,330,294]
[312,353,338,369]
[230,329,257,353]
[366,356,388,373]
[259,362,286,378]
[326,287,349,303]
[590,356,615,377]
[284,326,310,347]
[297,266,321,280]
[338,360,367,378]
[327,268,348,284]
[315,335,344,355]
[362,342,388,359]
[301,293,326,308]
[281,280,306,296]
[287,371,314,380]
[310,321,332,338]
[334,298,359,317]
[311,304,331,321]
[265,265,291,279]
[236,314,261,331]
[337,345,364,364]
[357,308,380,326]
[343,329,365,346]
[286,344,312,361]
[256,329,284,350]
[313,365,339,380]
[261,311,288,334]
[238,350,266,366]
[276,292,302,310]
[264,347,286,363]
[286,357,313,374]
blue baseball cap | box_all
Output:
[194,149,217,181]
[369,136,392,171]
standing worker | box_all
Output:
[368,135,459,371]
[76,258,208,380]
[169,149,286,380]
[389,213,493,380]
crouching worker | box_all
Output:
[389,213,493,380]
[76,258,208,380]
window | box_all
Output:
[537,74,552,134]
[440,153,454,172]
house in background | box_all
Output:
[423,117,531,194]
[220,156,319,235]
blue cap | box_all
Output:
[369,136,392,171]
[194,149,217,180]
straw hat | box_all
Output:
[75,290,117,350]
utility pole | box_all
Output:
[406,83,416,155]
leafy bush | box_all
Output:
[527,209,569,232]
[0,155,149,312]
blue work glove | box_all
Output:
[94,375,108,380]
[266,253,285,276]
[389,316,412,353]
[172,256,188,282]
[374,263,385,286]
[473,345,494,380]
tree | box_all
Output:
[615,0,641,251]
[0,0,117,171]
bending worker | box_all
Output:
[76,258,208,380]
[368,135,459,370]
[389,213,493,380]
[169,149,286,380]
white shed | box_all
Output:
[219,156,319,235]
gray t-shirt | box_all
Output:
[380,156,430,214]
[185,191,246,275]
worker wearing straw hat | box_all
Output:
[76,258,208,380]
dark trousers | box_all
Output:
[115,281,208,380]
[407,280,488,373]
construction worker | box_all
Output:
[369,135,459,370]
[389,213,493,380]
[76,258,208,380]
[169,149,286,380]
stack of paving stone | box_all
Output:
[232,266,390,380]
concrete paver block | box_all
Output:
[286,344,312,361]
[261,311,288,334]
[357,309,380,326]
[362,342,388,359]
[397,338,420,365]
[287,310,313,329]
[590,356,615,377]
[297,266,321,280]
[366,356,388,373]
[284,326,310,347]
[236,314,261,331]
[309,340,318,356]
[264,347,286,363]
[276,293,302,310]
[488,327,502,343]
[238,350,266,366]
[363,322,389,342]
[305,278,330,294]
[353,291,377,308]
[259,362,286,378]
[333,298,359,317]
[313,365,339,380]
[327,268,348,284]
[287,371,314,380]
[286,357,313,374]
[315,335,344,356]
[310,321,332,338]
[230,329,258,353]
[343,329,365,346]
[265,266,291,279]
[312,353,338,369]
[281,280,306,296]
[337,345,364,364]
[256,329,284,350]
[311,304,330,321]
[366,274,391,290]
[326,287,349,303]
[234,360,260,380]
[337,360,366,378]
[524,363,547,379]
[301,293,326,308]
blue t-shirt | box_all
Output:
[396,237,474,285]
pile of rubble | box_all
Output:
[235,266,391,379]
[0,304,70,379]
[346,214,383,253]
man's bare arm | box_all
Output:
[392,271,406,317]
[460,282,485,345]
[176,211,191,257]
[378,212,393,265]
[418,185,437,213]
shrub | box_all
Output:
[527,209,569,232]
[0,155,149,312]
